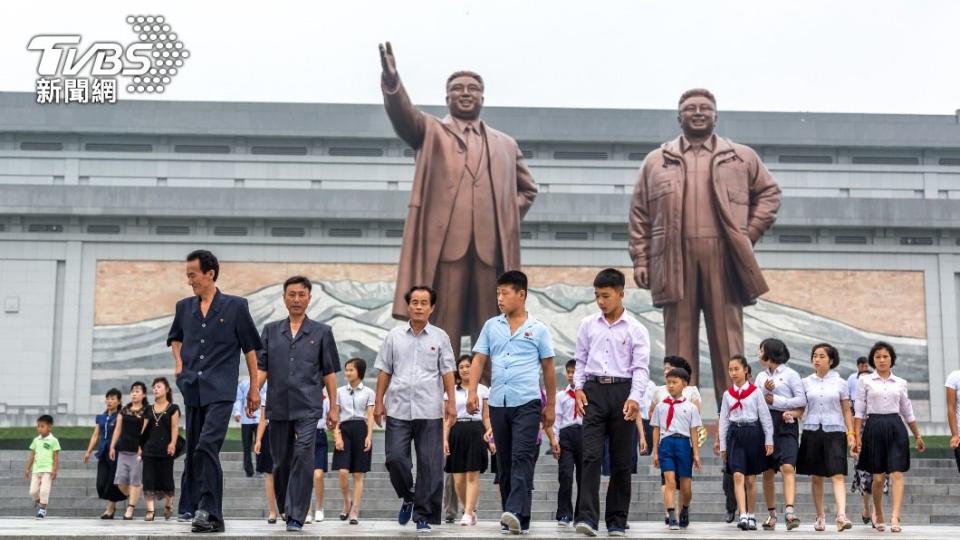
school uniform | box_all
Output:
[572,311,651,531]
[553,384,583,522]
[650,384,701,484]
[166,288,263,527]
[797,371,850,477]
[445,384,490,474]
[314,394,331,472]
[854,372,915,474]
[719,382,774,476]
[652,397,702,479]
[755,364,806,470]
[332,383,374,473]
[259,316,341,525]
[637,380,657,456]
[945,370,960,472]
[475,313,556,531]
[232,378,261,477]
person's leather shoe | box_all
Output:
[191,511,225,533]
[724,510,737,523]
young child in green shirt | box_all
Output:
[24,414,60,519]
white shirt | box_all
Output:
[553,385,583,438]
[718,382,774,452]
[444,383,489,421]
[651,398,702,439]
[755,364,807,411]
[854,372,915,423]
[638,380,658,421]
[846,372,861,403]
[801,371,849,432]
[315,389,331,430]
[337,383,374,423]
[945,370,960,424]
[375,322,456,421]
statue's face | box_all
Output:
[677,95,717,139]
[446,75,484,120]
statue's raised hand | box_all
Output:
[379,41,398,88]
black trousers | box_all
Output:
[578,381,633,529]
[384,417,444,524]
[489,399,541,529]
[270,417,319,525]
[240,424,257,477]
[556,425,583,521]
[181,401,232,522]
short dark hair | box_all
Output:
[346,357,367,380]
[664,355,692,374]
[404,285,437,306]
[810,343,840,370]
[729,354,750,372]
[678,88,717,109]
[446,70,484,92]
[36,415,53,426]
[497,270,528,294]
[868,341,897,369]
[760,338,790,365]
[283,275,312,293]
[186,249,219,281]
[105,388,122,400]
[127,381,150,408]
[856,356,869,365]
[666,367,690,384]
[455,355,472,385]
[565,359,577,372]
[593,268,625,290]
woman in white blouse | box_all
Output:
[853,342,925,533]
[443,355,492,526]
[795,343,856,531]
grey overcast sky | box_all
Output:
[2,0,958,114]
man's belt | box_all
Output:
[586,375,631,384]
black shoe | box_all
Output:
[679,507,690,528]
[192,520,225,533]
[724,510,736,523]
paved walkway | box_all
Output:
[0,518,948,539]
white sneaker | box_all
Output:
[315,509,324,522]
[459,513,476,526]
[305,514,313,524]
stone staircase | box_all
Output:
[2,434,958,525]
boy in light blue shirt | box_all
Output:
[466,271,557,535]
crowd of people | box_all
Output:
[21,249,950,536]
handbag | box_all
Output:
[174,433,186,459]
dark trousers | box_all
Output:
[182,401,232,522]
[579,381,633,529]
[489,399,541,529]
[384,417,444,524]
[269,416,319,524]
[240,424,257,477]
[178,467,193,514]
[556,425,583,521]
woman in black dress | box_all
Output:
[142,377,180,521]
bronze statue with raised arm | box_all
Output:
[379,42,538,380]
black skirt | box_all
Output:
[766,410,800,470]
[96,458,126,502]
[856,414,910,474]
[331,420,371,473]
[256,426,273,474]
[797,428,848,477]
[726,422,767,476]
[142,456,176,497]
[445,420,488,474]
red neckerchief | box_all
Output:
[663,396,685,430]
[728,383,757,412]
[566,388,579,418]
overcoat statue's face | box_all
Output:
[677,95,717,139]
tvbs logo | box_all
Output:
[28,15,189,105]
